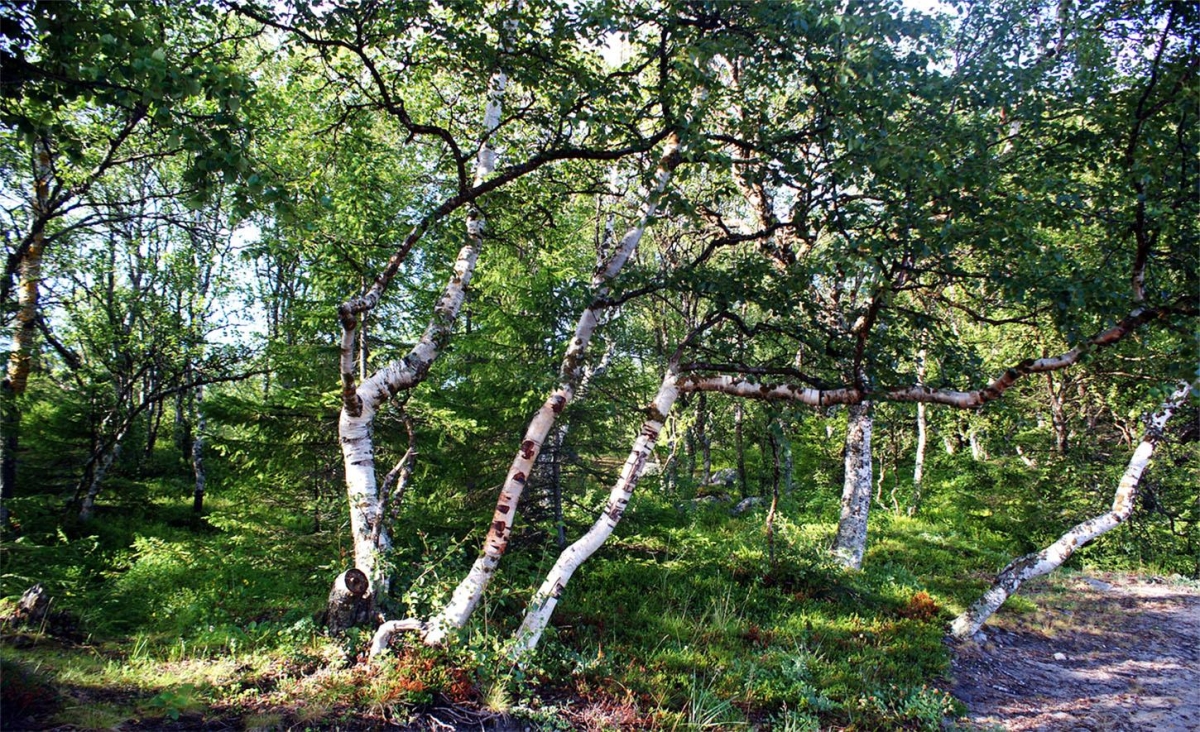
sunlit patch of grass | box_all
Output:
[52,702,130,731]
[242,712,287,731]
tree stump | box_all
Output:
[325,568,371,634]
[14,584,49,625]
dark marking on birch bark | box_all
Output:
[645,404,667,422]
[550,395,566,414]
[551,581,565,598]
[491,520,508,538]
[520,440,535,459]
[343,388,363,417]
[513,471,526,484]
[497,503,510,515]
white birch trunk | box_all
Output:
[950,381,1192,639]
[79,436,123,522]
[339,58,510,593]
[191,384,206,515]
[911,348,927,514]
[424,136,682,644]
[969,429,986,461]
[342,227,481,585]
[510,369,680,659]
[832,402,872,569]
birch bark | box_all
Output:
[910,348,927,515]
[511,368,681,659]
[1,139,51,527]
[337,47,511,593]
[424,135,682,644]
[191,383,206,515]
[79,431,126,522]
[949,381,1193,638]
[832,401,873,569]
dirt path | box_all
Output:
[949,571,1200,731]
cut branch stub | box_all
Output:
[325,568,372,634]
[342,567,369,596]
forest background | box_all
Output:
[0,0,1196,729]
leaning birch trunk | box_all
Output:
[79,437,124,522]
[337,46,510,597]
[421,135,682,646]
[340,224,482,591]
[832,401,872,569]
[510,369,681,659]
[1,138,52,527]
[950,381,1192,639]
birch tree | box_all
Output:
[423,134,684,643]
[950,380,1196,638]
[0,0,255,525]
[232,0,679,627]
[512,364,684,657]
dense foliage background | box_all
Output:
[1,0,1195,729]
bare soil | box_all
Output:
[949,571,1200,731]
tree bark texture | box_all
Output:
[79,436,123,522]
[510,368,681,659]
[5,139,51,396]
[1,140,51,526]
[425,134,682,644]
[910,348,927,515]
[191,384,206,515]
[675,305,1170,410]
[1047,371,1069,455]
[832,402,872,569]
[337,65,509,593]
[949,381,1192,639]
[325,568,372,634]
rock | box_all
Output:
[1054,652,1068,661]
[1084,578,1113,591]
[680,493,733,511]
[731,496,763,516]
[703,468,737,487]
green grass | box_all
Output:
[1,450,1186,730]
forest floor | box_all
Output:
[948,570,1200,732]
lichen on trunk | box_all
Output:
[832,401,873,569]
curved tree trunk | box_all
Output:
[832,401,873,569]
[337,59,510,601]
[79,437,124,522]
[510,368,681,659]
[950,381,1192,639]
[1,139,52,528]
[423,135,682,645]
